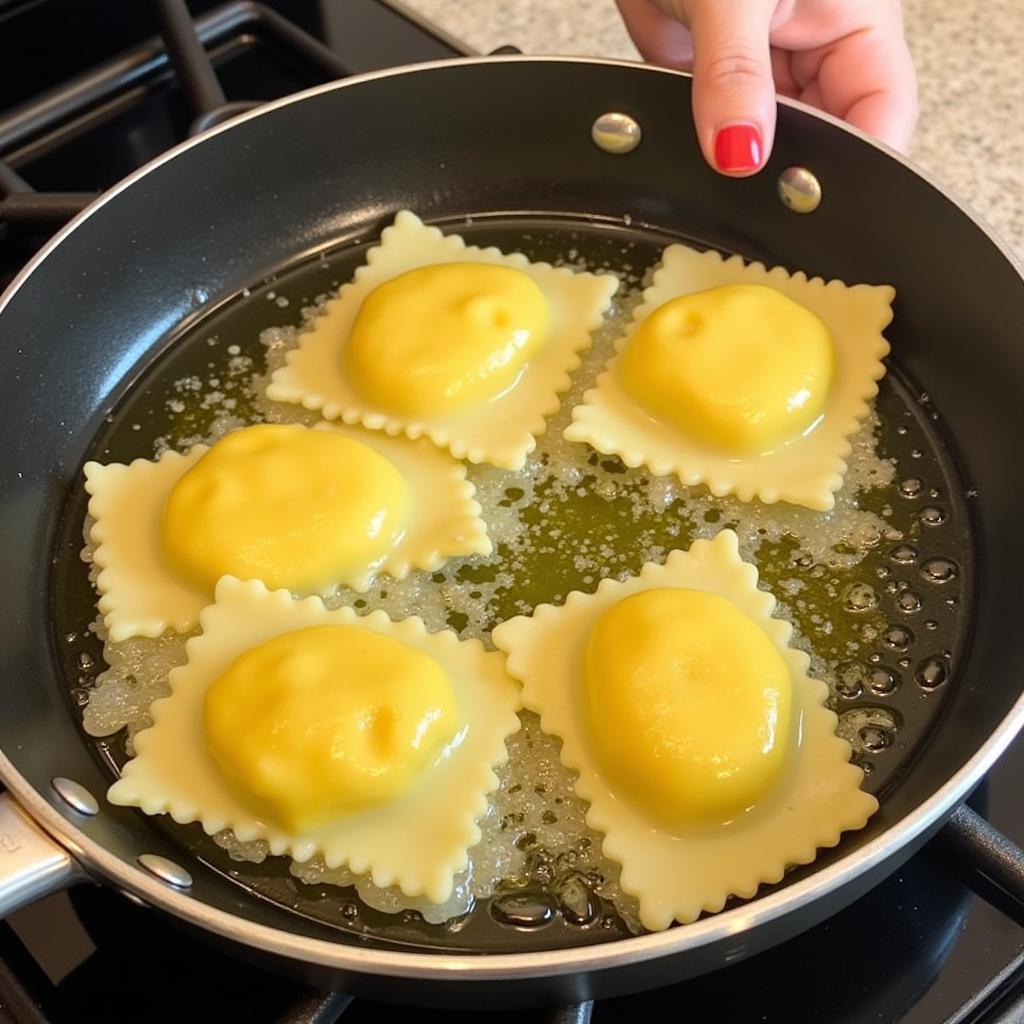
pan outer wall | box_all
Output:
[0,59,1022,1004]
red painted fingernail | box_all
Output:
[713,123,763,173]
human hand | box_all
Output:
[615,0,918,175]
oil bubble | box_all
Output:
[921,558,958,584]
[834,662,866,700]
[843,582,878,614]
[556,873,599,926]
[859,726,893,752]
[919,506,946,527]
[837,706,899,754]
[889,544,918,565]
[883,625,914,651]
[492,891,556,928]
[869,667,899,695]
[915,657,949,690]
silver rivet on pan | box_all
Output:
[777,166,822,213]
[51,777,99,816]
[138,853,193,889]
[591,112,642,154]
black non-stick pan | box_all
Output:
[1,57,1023,1010]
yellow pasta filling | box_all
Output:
[619,284,834,454]
[346,263,550,415]
[204,624,461,832]
[161,424,409,593]
[584,588,792,827]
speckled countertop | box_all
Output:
[403,0,1024,256]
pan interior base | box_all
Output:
[52,212,974,954]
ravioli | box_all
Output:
[84,421,490,641]
[492,530,878,931]
[266,210,619,469]
[564,245,893,510]
[108,576,522,904]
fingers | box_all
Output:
[840,36,918,152]
[797,26,918,152]
[616,0,780,175]
[770,47,800,99]
[614,0,694,67]
[615,0,916,169]
[845,88,917,153]
[686,0,779,175]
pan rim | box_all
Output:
[1,53,1023,981]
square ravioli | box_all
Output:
[84,421,490,641]
[265,210,619,469]
[563,244,894,510]
[492,530,878,931]
[107,576,522,904]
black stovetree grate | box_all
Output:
[0,3,1022,1023]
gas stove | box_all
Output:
[1,3,1023,1022]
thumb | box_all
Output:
[687,0,777,176]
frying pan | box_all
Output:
[1,56,1024,1010]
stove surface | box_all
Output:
[1,2,1022,1023]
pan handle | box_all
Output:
[935,803,1024,921]
[0,792,85,918]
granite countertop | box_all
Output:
[404,0,1024,256]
